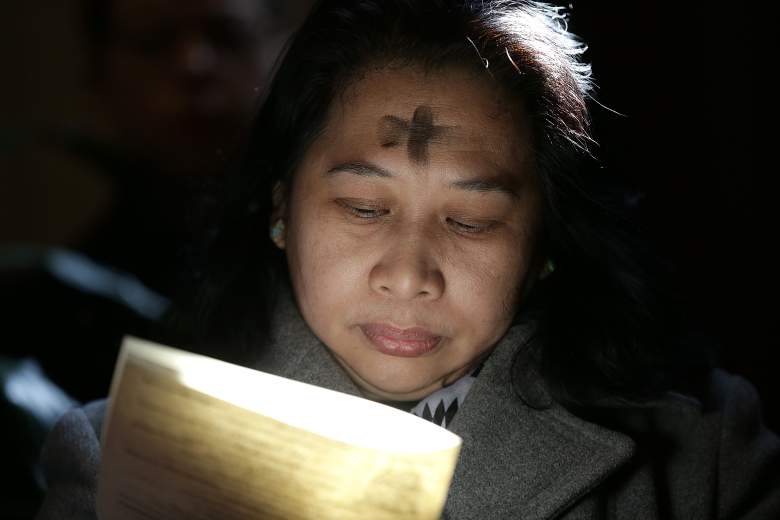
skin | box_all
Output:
[274,66,543,402]
[378,106,454,165]
[100,0,286,174]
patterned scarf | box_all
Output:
[410,365,482,429]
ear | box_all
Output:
[270,181,288,249]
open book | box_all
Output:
[97,337,462,519]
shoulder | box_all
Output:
[35,399,107,520]
[609,369,780,519]
[704,370,780,519]
[81,399,107,439]
[648,369,778,450]
[39,398,106,479]
[617,369,776,434]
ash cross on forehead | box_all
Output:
[377,105,453,165]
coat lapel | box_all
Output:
[253,280,363,398]
[258,282,636,519]
[445,324,636,519]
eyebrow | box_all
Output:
[325,161,519,197]
[326,161,393,179]
[449,178,518,197]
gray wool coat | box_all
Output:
[36,285,780,519]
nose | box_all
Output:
[368,232,445,301]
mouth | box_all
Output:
[359,323,443,358]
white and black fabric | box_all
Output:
[410,364,483,429]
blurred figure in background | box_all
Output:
[85,0,296,177]
[77,0,310,298]
[2,0,311,394]
[0,1,311,517]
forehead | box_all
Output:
[323,66,532,171]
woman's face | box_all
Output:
[278,66,541,401]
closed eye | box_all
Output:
[337,200,389,220]
[446,217,496,234]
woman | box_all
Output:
[37,1,779,519]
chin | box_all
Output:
[341,360,440,401]
[363,369,447,400]
[366,385,435,402]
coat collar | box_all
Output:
[445,324,635,519]
[257,280,635,519]
[250,278,364,398]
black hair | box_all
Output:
[198,0,712,409]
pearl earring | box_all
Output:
[270,219,286,248]
[540,259,556,280]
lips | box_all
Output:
[360,323,442,358]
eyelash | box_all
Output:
[338,200,389,220]
[446,218,495,234]
[337,200,496,235]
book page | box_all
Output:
[97,337,461,520]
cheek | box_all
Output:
[286,203,368,319]
[453,240,528,324]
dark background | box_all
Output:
[566,2,773,430]
[0,2,772,429]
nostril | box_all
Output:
[369,260,444,300]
